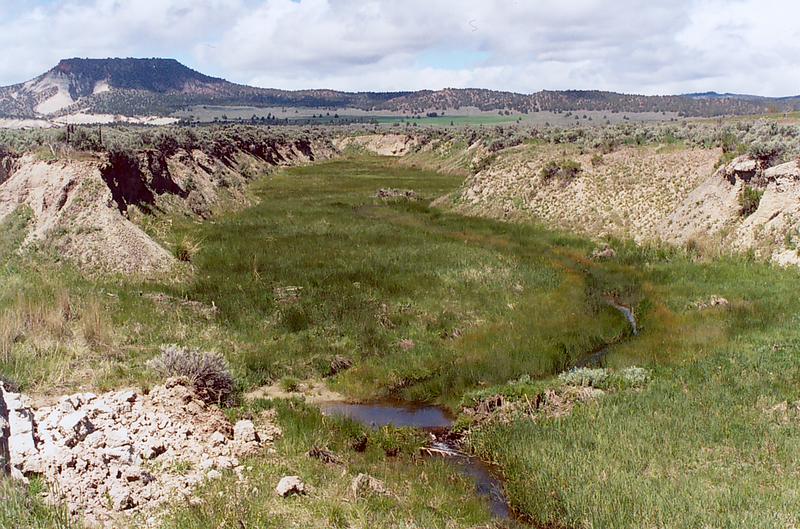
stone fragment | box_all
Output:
[275,475,305,497]
[350,473,389,498]
[4,376,280,525]
[59,410,94,446]
[233,420,258,444]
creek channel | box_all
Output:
[319,401,512,518]
[318,301,638,521]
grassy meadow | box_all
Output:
[1,153,800,527]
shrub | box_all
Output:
[279,376,300,392]
[148,345,235,405]
[540,160,560,180]
[558,367,609,388]
[559,366,651,390]
[747,142,784,164]
[541,159,582,181]
[618,366,650,388]
[152,132,180,157]
[738,185,763,217]
[69,127,102,151]
[173,236,201,262]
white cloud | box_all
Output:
[1,0,799,95]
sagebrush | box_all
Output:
[148,345,235,405]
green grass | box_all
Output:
[0,477,75,529]
[164,156,634,404]
[466,249,800,527]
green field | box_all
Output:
[3,155,800,527]
[373,115,522,126]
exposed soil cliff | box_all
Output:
[663,156,800,265]
[448,144,720,241]
[0,137,336,275]
[333,134,419,156]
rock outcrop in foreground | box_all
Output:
[1,378,279,527]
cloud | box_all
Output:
[0,0,246,83]
[1,0,799,95]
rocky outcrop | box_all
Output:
[350,473,390,498]
[275,475,306,497]
[663,156,800,265]
[5,377,280,527]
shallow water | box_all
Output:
[609,302,638,335]
[319,401,452,429]
[318,303,638,521]
[578,301,639,367]
[319,401,512,519]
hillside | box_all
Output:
[0,58,794,120]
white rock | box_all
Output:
[117,390,137,403]
[275,475,305,497]
[233,420,258,444]
[9,432,37,458]
[59,410,94,444]
[105,427,130,448]
[109,482,135,511]
[350,473,389,498]
[103,445,133,463]
[206,469,222,480]
[209,431,226,446]
[215,456,238,469]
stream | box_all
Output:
[318,301,638,521]
[578,301,638,367]
[319,401,512,519]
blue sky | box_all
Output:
[1,0,799,96]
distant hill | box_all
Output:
[0,57,795,119]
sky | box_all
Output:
[0,0,799,96]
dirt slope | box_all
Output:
[0,155,173,275]
[449,144,720,241]
[334,134,419,156]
